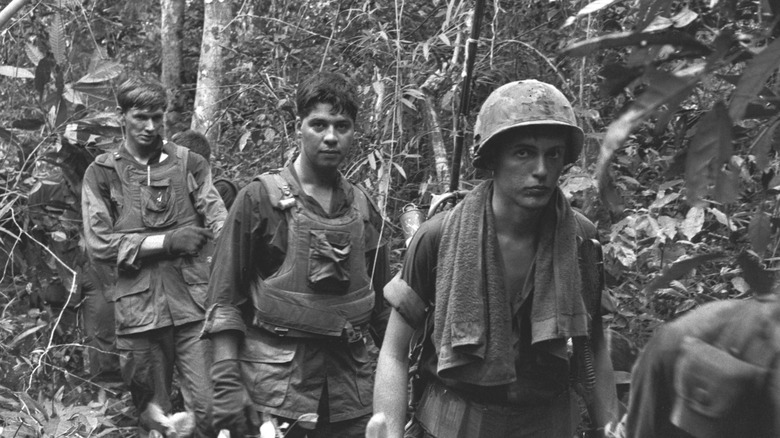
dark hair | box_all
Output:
[295,71,359,122]
[171,130,211,162]
[116,77,167,113]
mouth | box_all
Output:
[523,186,551,196]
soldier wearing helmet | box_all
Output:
[372,80,618,438]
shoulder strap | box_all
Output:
[94,150,119,169]
[573,210,604,325]
[255,170,295,210]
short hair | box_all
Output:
[171,130,211,162]
[116,77,167,113]
[296,71,359,122]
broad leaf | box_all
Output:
[48,13,67,66]
[750,116,780,171]
[636,0,674,29]
[25,43,44,65]
[680,206,705,240]
[748,211,771,255]
[34,56,55,99]
[729,37,780,121]
[11,118,45,130]
[0,66,34,79]
[562,31,709,58]
[642,252,726,297]
[671,7,698,27]
[736,250,773,295]
[685,102,732,206]
[576,0,624,17]
[76,61,123,84]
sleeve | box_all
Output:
[202,181,268,337]
[188,153,227,236]
[384,213,444,329]
[81,164,146,270]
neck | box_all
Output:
[492,191,545,239]
[124,137,161,165]
[293,156,339,188]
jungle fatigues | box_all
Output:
[385,184,605,438]
[203,165,390,436]
[82,139,227,437]
[626,295,780,438]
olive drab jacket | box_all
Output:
[82,141,226,335]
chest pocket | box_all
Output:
[308,229,352,293]
[141,177,177,229]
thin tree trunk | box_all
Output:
[191,0,233,149]
[161,0,185,137]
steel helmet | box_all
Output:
[472,79,584,169]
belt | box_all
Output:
[257,321,370,343]
[415,381,574,438]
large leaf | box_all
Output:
[736,251,773,295]
[750,115,780,171]
[642,252,726,297]
[76,61,123,84]
[34,56,55,99]
[685,102,733,206]
[11,118,45,130]
[0,66,34,79]
[562,31,709,58]
[25,43,44,65]
[577,0,625,17]
[729,37,780,121]
[680,206,705,240]
[48,13,67,66]
[595,68,699,206]
[636,0,674,29]
[748,211,771,255]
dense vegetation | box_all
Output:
[0,0,778,435]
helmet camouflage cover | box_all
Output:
[472,79,584,169]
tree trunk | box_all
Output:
[161,0,185,137]
[191,0,233,149]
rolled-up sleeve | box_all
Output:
[385,213,444,328]
[202,182,267,336]
[81,164,145,270]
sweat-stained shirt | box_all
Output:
[82,139,227,336]
[202,164,391,422]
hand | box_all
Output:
[164,226,213,256]
[211,359,259,438]
[365,413,388,438]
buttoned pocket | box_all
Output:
[140,178,177,229]
[239,330,297,408]
[182,263,209,310]
[308,230,352,293]
[671,336,768,438]
[114,274,153,329]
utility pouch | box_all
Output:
[671,336,769,438]
[140,178,177,229]
[308,229,352,292]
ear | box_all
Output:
[116,106,125,124]
[295,117,302,136]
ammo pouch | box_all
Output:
[671,336,773,438]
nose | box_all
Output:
[531,156,548,179]
[323,126,337,145]
[144,119,156,132]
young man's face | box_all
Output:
[299,103,354,173]
[491,131,567,211]
[120,106,164,151]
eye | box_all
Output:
[310,120,326,130]
[515,148,532,158]
[336,122,352,132]
[547,148,563,159]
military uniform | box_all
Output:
[203,165,390,433]
[82,139,226,437]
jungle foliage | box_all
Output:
[0,0,778,435]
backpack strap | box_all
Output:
[351,184,374,221]
[255,169,296,210]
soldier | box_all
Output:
[372,80,618,438]
[626,293,780,437]
[171,129,240,210]
[81,77,227,437]
[204,71,390,437]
